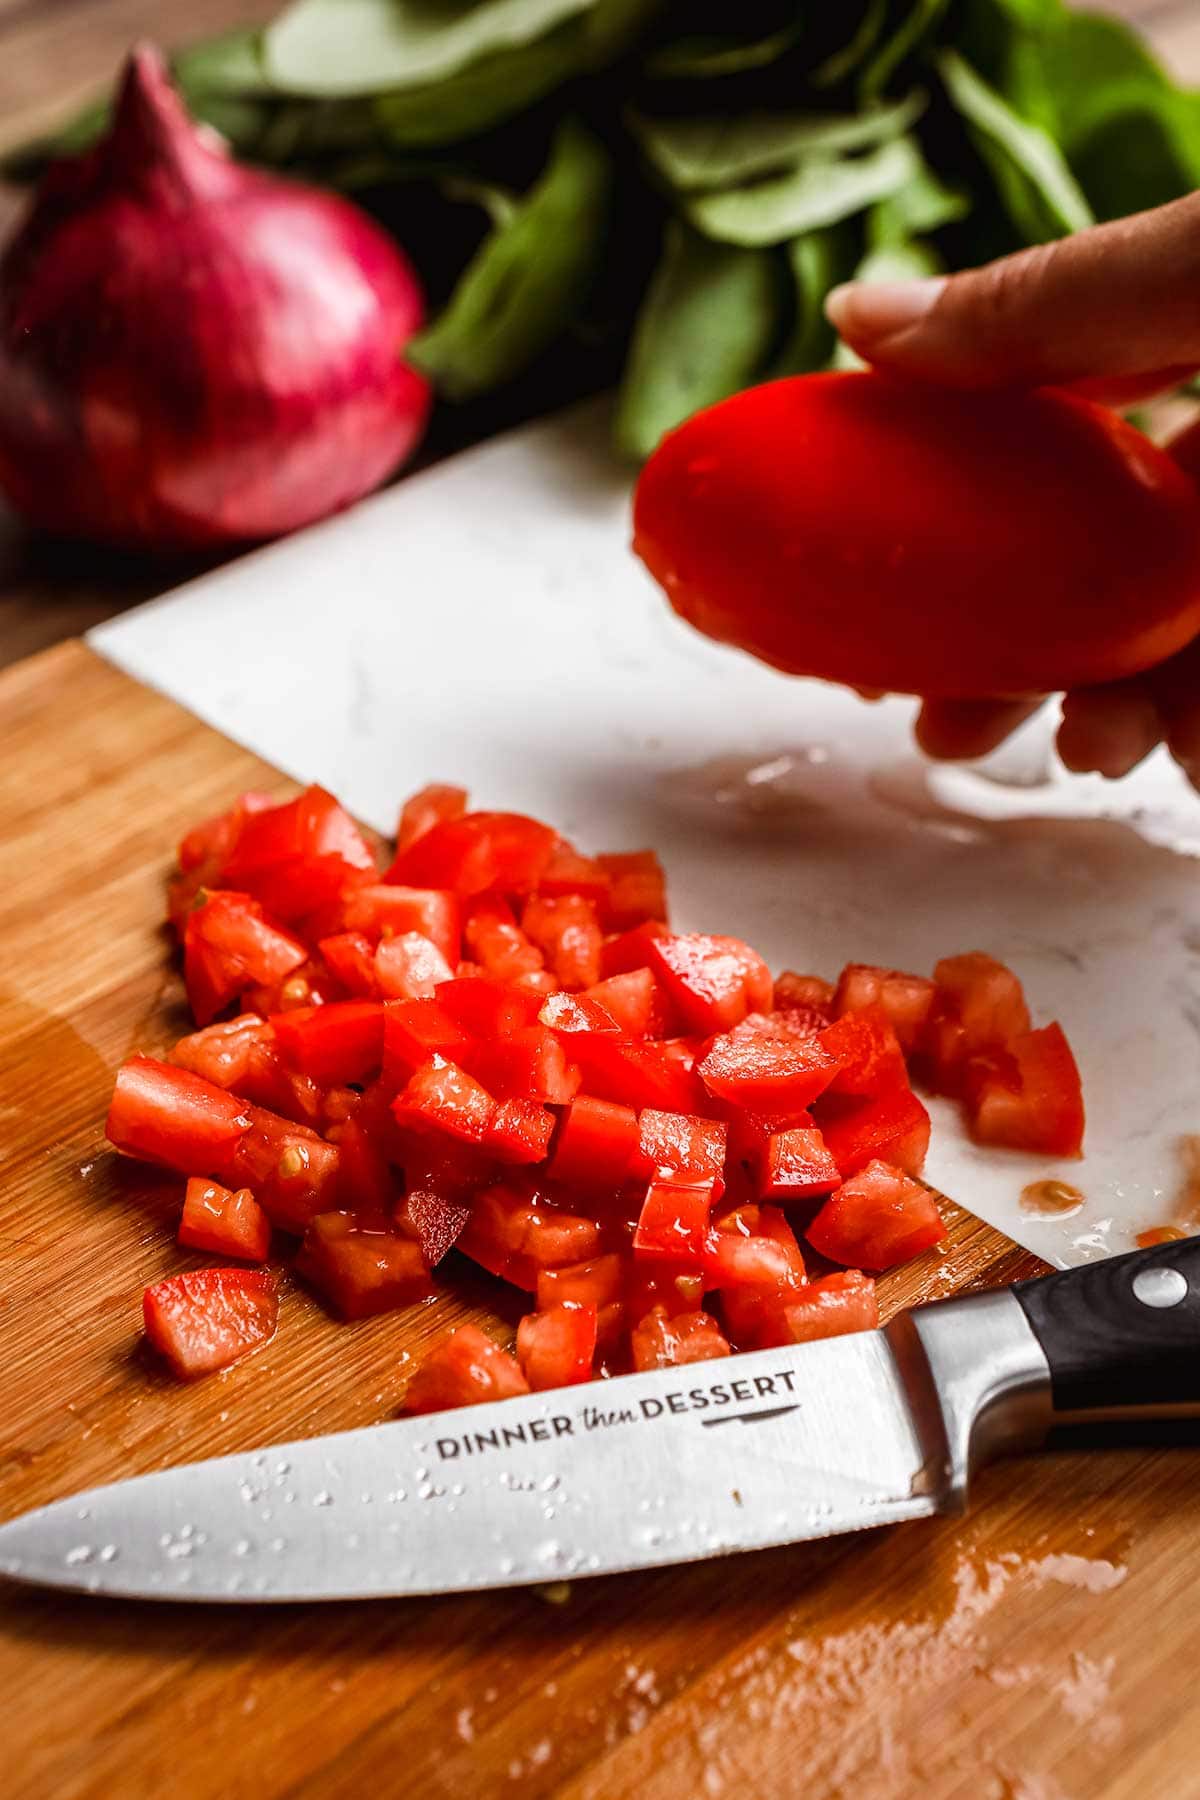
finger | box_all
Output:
[1056,680,1162,777]
[915,698,1044,761]
[824,191,1200,388]
[1143,636,1200,773]
[1067,366,1200,408]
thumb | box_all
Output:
[824,191,1200,389]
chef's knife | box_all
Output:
[2,1238,1197,1604]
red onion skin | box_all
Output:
[0,47,430,551]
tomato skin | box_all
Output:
[631,1309,730,1370]
[220,785,376,920]
[595,851,668,930]
[462,1027,580,1105]
[634,371,1200,697]
[272,1000,385,1087]
[782,1271,878,1344]
[395,1157,473,1266]
[397,783,468,852]
[634,1110,727,1190]
[756,1125,841,1202]
[634,1177,717,1262]
[516,1302,598,1390]
[969,1022,1085,1157]
[699,1029,838,1114]
[143,1269,277,1379]
[568,1033,705,1114]
[405,1324,529,1413]
[582,968,665,1037]
[179,1178,271,1262]
[296,1213,431,1319]
[549,1096,640,1187]
[382,997,474,1087]
[818,1007,909,1100]
[817,1088,931,1178]
[184,890,309,1026]
[648,932,773,1034]
[806,1161,946,1271]
[391,1055,497,1147]
[385,812,558,897]
[436,975,545,1038]
[107,1056,252,1172]
[599,920,672,981]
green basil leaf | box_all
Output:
[769,222,860,377]
[810,0,888,90]
[686,135,921,247]
[408,119,612,399]
[174,28,274,96]
[868,152,969,244]
[264,0,597,98]
[861,0,951,101]
[938,48,1092,241]
[644,22,804,80]
[634,90,925,191]
[374,22,582,144]
[614,222,782,459]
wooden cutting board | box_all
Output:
[2,641,1197,1800]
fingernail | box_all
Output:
[825,277,947,341]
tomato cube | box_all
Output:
[463,1027,581,1104]
[405,1324,530,1413]
[225,1108,342,1233]
[521,894,603,991]
[516,1302,598,1390]
[326,1115,398,1218]
[539,990,620,1034]
[170,791,276,927]
[537,845,612,903]
[487,1098,556,1165]
[536,1252,624,1313]
[220,785,377,920]
[634,1177,717,1262]
[549,1096,639,1187]
[818,1088,931,1177]
[818,1006,909,1100]
[381,997,473,1088]
[386,812,559,897]
[318,931,381,998]
[596,850,668,930]
[457,1185,602,1290]
[969,1022,1085,1157]
[296,1213,432,1319]
[581,968,666,1037]
[631,1310,730,1370]
[634,1110,726,1189]
[143,1269,277,1379]
[599,920,672,980]
[705,1208,807,1295]
[337,885,460,966]
[757,1125,841,1202]
[184,890,309,1026]
[271,1000,385,1087]
[397,783,468,852]
[436,975,545,1038]
[834,963,935,1051]
[774,971,835,1017]
[391,1056,496,1147]
[107,1057,252,1173]
[782,1271,878,1343]
[178,1177,271,1262]
[807,1161,946,1271]
[568,1034,705,1113]
[698,1030,838,1113]
[648,932,772,1034]
[375,931,455,1001]
[464,894,544,981]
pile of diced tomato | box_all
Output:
[110,782,1085,1400]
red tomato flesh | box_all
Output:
[143,1269,277,1379]
[969,1022,1085,1157]
[807,1161,946,1271]
[179,1177,271,1262]
[648,932,772,1034]
[296,1213,432,1319]
[516,1302,598,1390]
[405,1324,530,1413]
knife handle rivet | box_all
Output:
[1131,1266,1188,1309]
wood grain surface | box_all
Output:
[2,640,1199,1800]
[0,0,1197,671]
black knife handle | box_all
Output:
[1013,1236,1200,1418]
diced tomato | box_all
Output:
[328,1115,398,1218]
[169,791,276,927]
[626,1261,706,1321]
[634,1176,716,1262]
[549,1095,639,1187]
[699,1030,838,1113]
[834,963,936,1052]
[487,1097,556,1165]
[648,932,772,1034]
[568,1033,705,1113]
[818,1088,931,1177]
[600,920,671,980]
[705,1207,807,1294]
[183,890,309,1026]
[774,971,835,1017]
[271,1000,385,1087]
[595,850,668,930]
[397,783,468,852]
[463,1026,581,1104]
[537,1252,624,1313]
[781,1271,878,1344]
[634,1110,726,1191]
[969,1022,1085,1157]
[220,785,377,921]
[582,968,666,1037]
[436,975,545,1038]
[143,1268,277,1379]
[521,894,603,991]
[240,956,336,1017]
[818,1006,909,1100]
[464,894,544,980]
[296,1212,432,1319]
[405,1324,530,1414]
[375,931,454,1001]
[392,1056,496,1147]
[806,1161,946,1271]
[178,1177,271,1262]
[537,845,611,903]
[318,931,381,998]
[225,1107,342,1233]
[516,1302,598,1390]
[631,1310,730,1370]
[336,885,460,966]
[539,991,620,1034]
[385,812,559,897]
[457,1185,603,1290]
[757,1125,841,1202]
[934,952,1030,1053]
[168,1015,321,1127]
[381,997,474,1088]
[107,1056,252,1173]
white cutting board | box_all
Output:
[91,398,1200,1268]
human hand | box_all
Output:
[824,191,1200,786]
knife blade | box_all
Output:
[2,1238,1197,1603]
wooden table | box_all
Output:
[0,0,1196,667]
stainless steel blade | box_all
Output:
[0,1334,944,1603]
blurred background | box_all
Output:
[0,0,1196,667]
